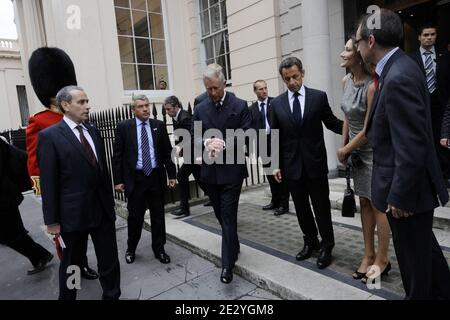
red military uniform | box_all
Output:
[26,109,63,177]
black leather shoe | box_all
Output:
[171,208,190,217]
[274,206,289,216]
[125,250,135,264]
[203,200,212,207]
[81,266,99,280]
[155,252,170,264]
[27,252,53,275]
[220,268,233,284]
[317,247,333,269]
[262,202,277,210]
[295,241,320,261]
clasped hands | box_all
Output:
[205,138,226,159]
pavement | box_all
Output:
[0,193,280,300]
[2,178,449,300]
[114,178,450,301]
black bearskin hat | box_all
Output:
[28,47,78,108]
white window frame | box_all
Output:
[115,0,174,97]
[198,0,231,83]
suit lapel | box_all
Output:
[302,87,312,126]
[86,123,104,170]
[205,99,221,129]
[59,121,96,167]
[280,91,297,129]
[129,119,138,156]
[414,50,426,75]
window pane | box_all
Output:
[220,0,227,27]
[118,36,135,63]
[209,0,219,6]
[131,0,146,10]
[226,53,231,80]
[210,3,221,33]
[122,64,137,90]
[151,39,167,64]
[114,0,129,8]
[206,58,214,66]
[200,0,209,10]
[216,55,225,71]
[201,10,210,36]
[155,66,169,90]
[135,38,152,63]
[214,33,224,56]
[204,37,214,60]
[138,64,154,90]
[132,10,149,37]
[115,8,133,36]
[149,13,164,39]
[147,0,161,13]
[224,32,229,53]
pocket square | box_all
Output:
[153,128,158,131]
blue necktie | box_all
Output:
[141,122,153,176]
[292,92,302,122]
[423,50,436,94]
[260,102,267,130]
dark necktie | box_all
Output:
[292,91,302,122]
[75,125,97,166]
[141,122,153,176]
[423,50,436,93]
[260,102,267,130]
[215,101,222,112]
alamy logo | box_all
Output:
[366,5,381,30]
[66,265,81,290]
[66,5,81,30]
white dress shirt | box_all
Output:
[288,85,306,118]
[63,116,98,160]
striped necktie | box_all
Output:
[141,122,153,176]
[423,50,436,94]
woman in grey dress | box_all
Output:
[337,37,391,283]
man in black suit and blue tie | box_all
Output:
[38,86,121,300]
[271,57,343,269]
[112,94,176,265]
[192,66,251,283]
[356,9,450,299]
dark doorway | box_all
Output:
[344,0,450,53]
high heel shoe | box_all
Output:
[361,262,391,284]
[352,269,366,280]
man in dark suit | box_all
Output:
[249,80,289,216]
[0,137,53,275]
[271,57,343,269]
[38,86,121,300]
[112,94,176,265]
[356,9,450,299]
[409,24,450,184]
[163,96,207,217]
[192,66,251,283]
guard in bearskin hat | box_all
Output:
[26,47,98,280]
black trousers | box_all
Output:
[266,174,289,208]
[127,170,166,255]
[177,163,208,211]
[287,174,334,247]
[59,213,121,300]
[0,206,50,267]
[387,210,450,300]
[207,182,242,269]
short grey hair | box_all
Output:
[56,85,84,111]
[203,66,226,83]
[132,93,149,107]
